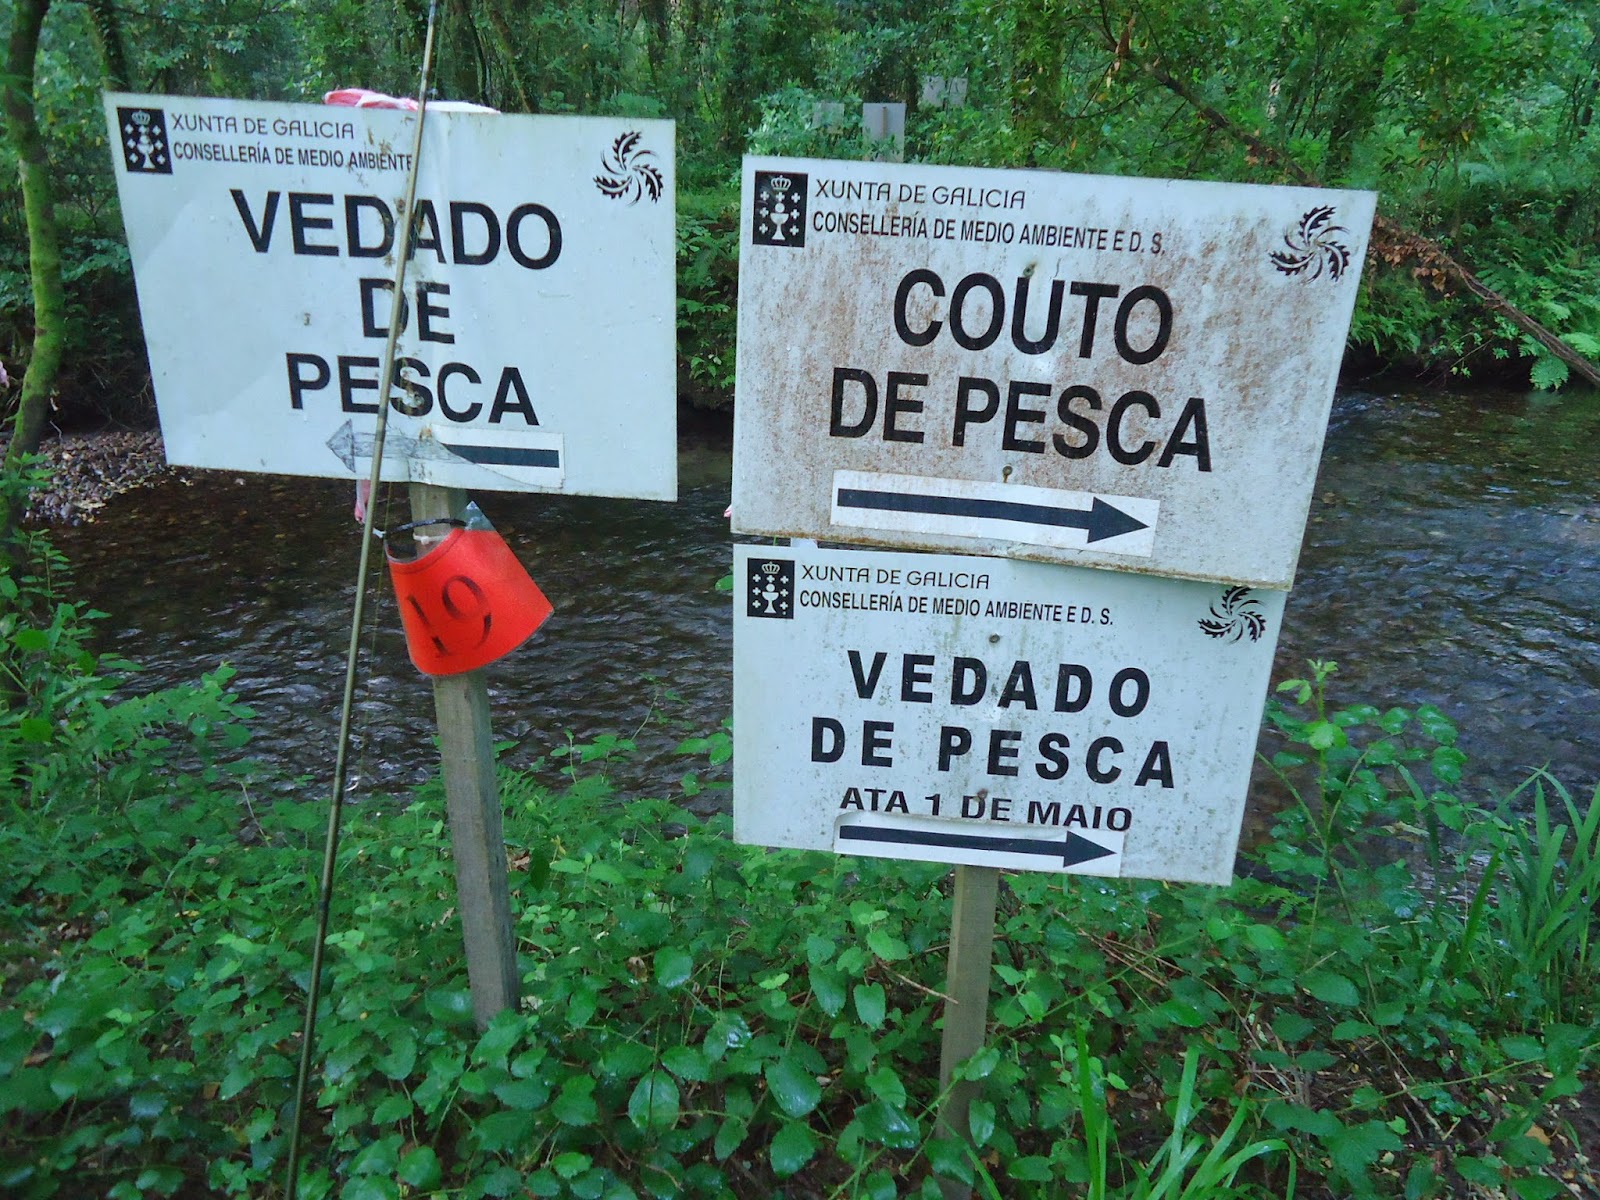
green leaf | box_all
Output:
[1499,1035,1543,1061]
[19,717,53,743]
[1378,707,1410,734]
[1530,355,1568,390]
[1417,705,1457,745]
[853,983,887,1029]
[926,1138,975,1186]
[370,1093,413,1124]
[599,1041,654,1081]
[1431,746,1468,785]
[1304,720,1347,751]
[133,1166,183,1196]
[376,1032,417,1080]
[567,984,599,1028]
[1332,1020,1378,1041]
[810,968,846,1016]
[1372,1001,1407,1026]
[654,946,694,989]
[957,1046,1001,1081]
[770,1121,817,1177]
[968,1098,996,1146]
[397,1147,441,1190]
[662,1045,708,1082]
[866,928,909,961]
[340,1178,399,1200]
[1244,923,1287,952]
[713,1116,748,1160]
[1328,1119,1402,1178]
[473,1011,525,1066]
[1264,1102,1340,1137]
[494,1077,550,1109]
[128,1092,166,1120]
[478,1165,527,1197]
[765,1056,822,1118]
[1302,970,1361,1006]
[1511,1177,1566,1200]
[855,1100,919,1149]
[554,1076,599,1126]
[424,988,475,1026]
[627,1071,681,1131]
[551,1153,591,1180]
[1007,1157,1054,1182]
[865,1065,906,1108]
[474,1109,538,1153]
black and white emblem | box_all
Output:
[118,107,171,174]
[752,171,806,247]
[746,558,795,619]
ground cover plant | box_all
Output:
[1,535,1597,1199]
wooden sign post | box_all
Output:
[410,483,519,1026]
[103,91,680,1032]
[935,865,999,1199]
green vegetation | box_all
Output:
[3,4,1599,1195]
[3,0,1600,426]
[1,524,1595,1199]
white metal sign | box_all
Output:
[732,156,1375,587]
[105,94,677,499]
[733,542,1286,885]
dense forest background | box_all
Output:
[3,0,1599,431]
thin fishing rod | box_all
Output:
[284,4,440,1195]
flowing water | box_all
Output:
[46,387,1600,812]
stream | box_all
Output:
[46,386,1600,813]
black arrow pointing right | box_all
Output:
[834,488,1148,543]
[838,823,1116,868]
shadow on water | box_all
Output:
[46,387,1600,812]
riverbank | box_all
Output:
[15,428,180,526]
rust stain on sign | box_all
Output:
[732,157,1376,589]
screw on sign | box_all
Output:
[384,518,552,675]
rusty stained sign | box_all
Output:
[732,157,1375,589]
[733,543,1286,885]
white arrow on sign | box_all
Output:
[833,813,1124,876]
[326,422,565,489]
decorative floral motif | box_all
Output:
[594,132,664,204]
[1199,586,1267,643]
[1269,205,1351,281]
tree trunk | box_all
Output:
[478,0,535,111]
[85,0,132,91]
[1,0,67,554]
[1126,45,1600,390]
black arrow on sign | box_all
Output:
[834,487,1148,543]
[326,421,560,473]
[838,823,1116,868]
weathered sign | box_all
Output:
[104,93,677,499]
[733,542,1285,885]
[731,157,1375,587]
